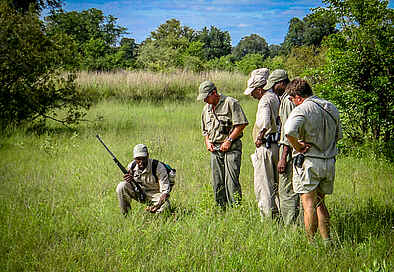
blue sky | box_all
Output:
[60,0,393,46]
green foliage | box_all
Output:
[268,44,281,58]
[149,18,195,42]
[137,19,196,71]
[284,46,327,81]
[232,34,269,60]
[182,41,205,72]
[195,26,232,60]
[317,0,393,143]
[281,11,337,54]
[138,20,233,72]
[0,2,90,129]
[235,53,265,75]
[10,0,61,13]
[281,18,305,54]
[45,8,129,70]
[137,41,183,71]
[205,55,236,72]
[261,56,286,71]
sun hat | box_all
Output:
[244,68,269,95]
[263,69,288,90]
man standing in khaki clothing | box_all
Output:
[263,69,301,225]
[116,144,172,216]
[198,80,248,208]
[244,68,280,219]
[284,78,342,243]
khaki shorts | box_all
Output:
[292,157,335,194]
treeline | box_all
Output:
[41,5,337,75]
[1,0,393,158]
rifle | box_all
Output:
[96,134,146,202]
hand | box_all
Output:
[255,138,263,148]
[206,141,215,152]
[277,158,286,174]
[145,205,158,213]
[220,140,231,152]
[297,140,311,154]
[123,172,133,183]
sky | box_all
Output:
[60,0,394,46]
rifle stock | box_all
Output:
[96,134,146,201]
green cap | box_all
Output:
[263,69,288,90]
[133,144,148,158]
[197,80,216,101]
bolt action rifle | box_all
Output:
[96,134,146,202]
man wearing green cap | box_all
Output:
[116,144,172,216]
[263,69,302,225]
[245,68,280,219]
[198,80,249,208]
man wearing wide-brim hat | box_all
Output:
[198,80,249,208]
[264,69,303,225]
[244,68,281,219]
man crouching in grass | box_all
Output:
[284,78,342,245]
[116,144,170,216]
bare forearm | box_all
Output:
[286,135,310,153]
[281,144,291,161]
[229,124,247,140]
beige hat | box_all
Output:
[263,69,288,90]
[197,80,216,101]
[133,144,148,158]
[244,68,269,95]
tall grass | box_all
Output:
[76,70,248,102]
[0,71,393,271]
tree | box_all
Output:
[303,10,337,46]
[0,2,90,128]
[196,26,232,60]
[284,46,327,80]
[149,18,195,43]
[281,13,337,54]
[317,0,393,144]
[233,34,269,60]
[281,18,305,54]
[45,8,128,70]
[10,0,61,13]
[46,8,126,47]
[205,55,236,72]
[235,53,265,75]
[137,19,196,70]
[268,44,281,58]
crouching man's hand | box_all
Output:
[145,193,169,213]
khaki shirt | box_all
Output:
[284,96,343,159]
[127,158,170,197]
[252,90,280,143]
[279,92,296,146]
[201,95,249,143]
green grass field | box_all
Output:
[0,72,393,271]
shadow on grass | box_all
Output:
[331,198,393,243]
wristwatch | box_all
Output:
[226,137,233,143]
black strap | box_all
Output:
[309,100,338,124]
[152,159,159,182]
[128,161,145,201]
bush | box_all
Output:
[0,3,91,129]
[235,53,265,75]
